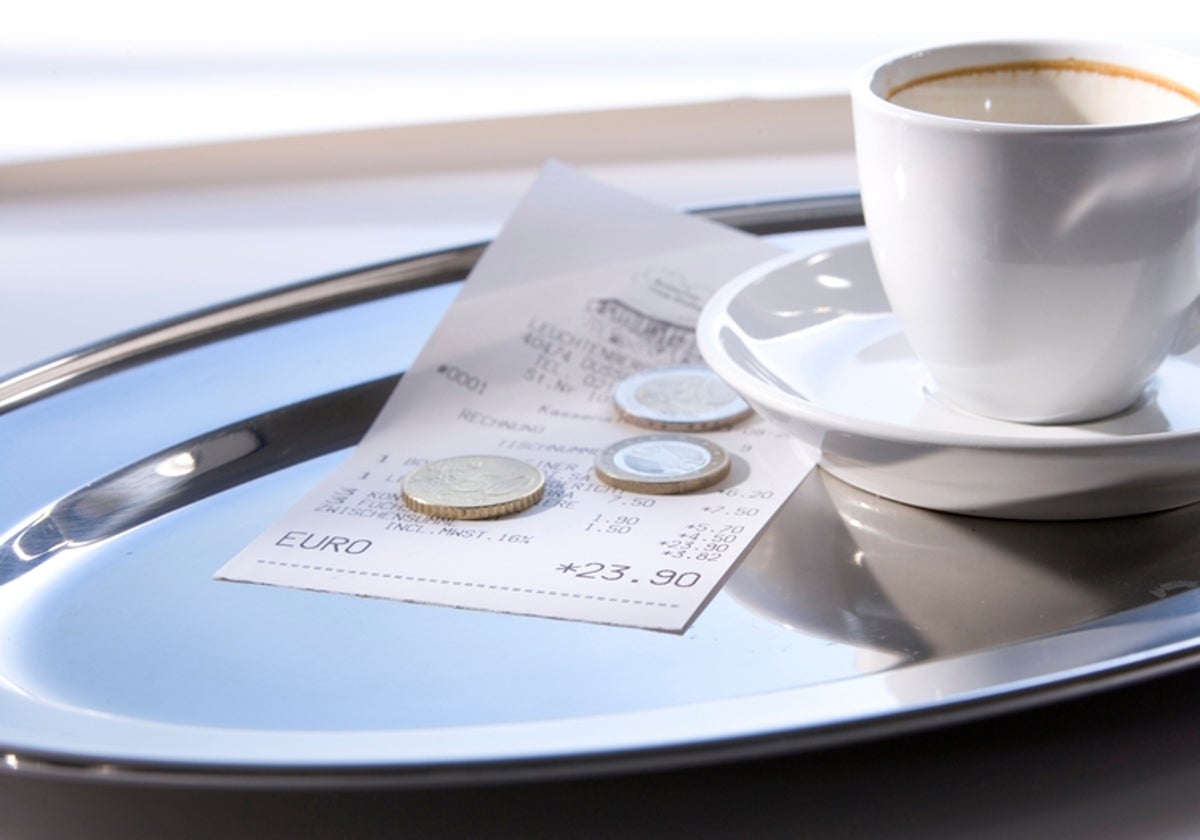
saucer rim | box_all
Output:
[697,242,1200,453]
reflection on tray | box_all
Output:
[0,376,398,586]
[726,468,1200,661]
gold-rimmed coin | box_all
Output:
[595,434,731,495]
[402,455,545,520]
[613,365,752,431]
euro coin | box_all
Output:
[595,433,731,495]
[613,365,752,431]
[402,455,545,519]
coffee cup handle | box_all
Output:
[1173,297,1200,354]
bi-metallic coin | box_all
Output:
[613,365,752,431]
[595,433,731,495]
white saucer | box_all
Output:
[697,240,1200,520]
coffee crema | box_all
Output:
[887,58,1200,125]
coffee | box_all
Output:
[888,59,1200,125]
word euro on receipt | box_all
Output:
[216,162,809,632]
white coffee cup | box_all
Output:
[851,40,1200,424]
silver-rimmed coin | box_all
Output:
[402,455,545,520]
[613,365,752,431]
[595,433,731,495]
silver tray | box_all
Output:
[4,194,1200,787]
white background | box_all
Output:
[3,3,1199,375]
[4,1,1199,163]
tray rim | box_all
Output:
[9,191,1200,788]
[0,194,864,415]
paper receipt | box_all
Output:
[216,161,810,632]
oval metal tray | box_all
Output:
[4,194,1200,787]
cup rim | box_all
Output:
[851,38,1200,133]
